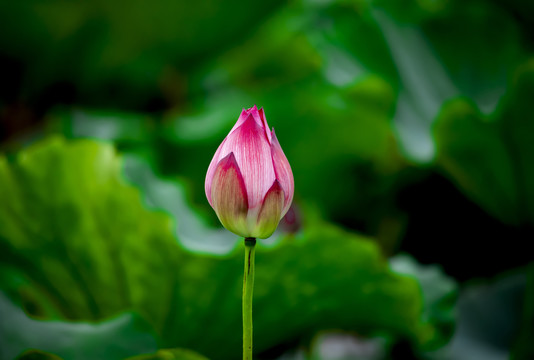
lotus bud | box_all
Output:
[205,105,294,239]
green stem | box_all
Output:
[243,237,256,360]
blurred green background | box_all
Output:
[1,0,533,359]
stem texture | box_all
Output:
[243,237,256,360]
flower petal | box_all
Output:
[210,153,249,237]
[248,104,262,125]
[219,113,276,211]
[205,137,228,206]
[251,180,285,239]
[229,108,250,135]
[229,105,266,136]
[271,129,294,216]
[258,107,272,144]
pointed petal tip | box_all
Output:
[219,151,238,169]
[248,106,270,142]
[269,178,283,191]
[252,179,285,239]
[244,105,257,114]
[210,151,249,236]
[226,151,236,160]
[243,112,256,125]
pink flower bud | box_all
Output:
[205,105,294,239]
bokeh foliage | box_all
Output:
[1,0,533,358]
[0,138,452,359]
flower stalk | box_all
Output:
[205,106,293,359]
[243,237,256,360]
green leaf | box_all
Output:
[391,254,458,349]
[433,60,534,225]
[160,222,432,358]
[125,349,209,360]
[0,0,286,108]
[122,155,239,255]
[0,292,157,360]
[428,269,527,360]
[373,0,523,162]
[0,137,446,359]
[511,264,534,360]
[55,108,154,144]
[0,136,180,328]
[16,350,63,360]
